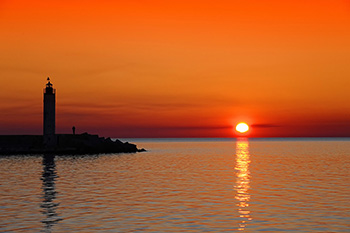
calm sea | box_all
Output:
[0,138,349,232]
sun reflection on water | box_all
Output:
[235,138,252,231]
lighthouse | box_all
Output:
[43,77,56,147]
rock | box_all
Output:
[0,134,145,155]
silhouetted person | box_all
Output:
[72,126,75,135]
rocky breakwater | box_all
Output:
[0,133,145,155]
[56,133,145,154]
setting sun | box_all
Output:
[236,123,249,134]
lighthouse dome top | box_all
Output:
[44,77,55,94]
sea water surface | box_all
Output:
[0,138,349,232]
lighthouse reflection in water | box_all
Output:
[234,138,252,231]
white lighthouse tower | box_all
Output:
[43,77,56,147]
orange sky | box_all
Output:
[1,0,350,137]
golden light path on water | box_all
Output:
[235,138,252,231]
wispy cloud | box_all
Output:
[251,124,281,128]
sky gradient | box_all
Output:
[1,0,350,137]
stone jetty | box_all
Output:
[0,133,144,155]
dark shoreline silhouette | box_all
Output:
[0,133,145,155]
